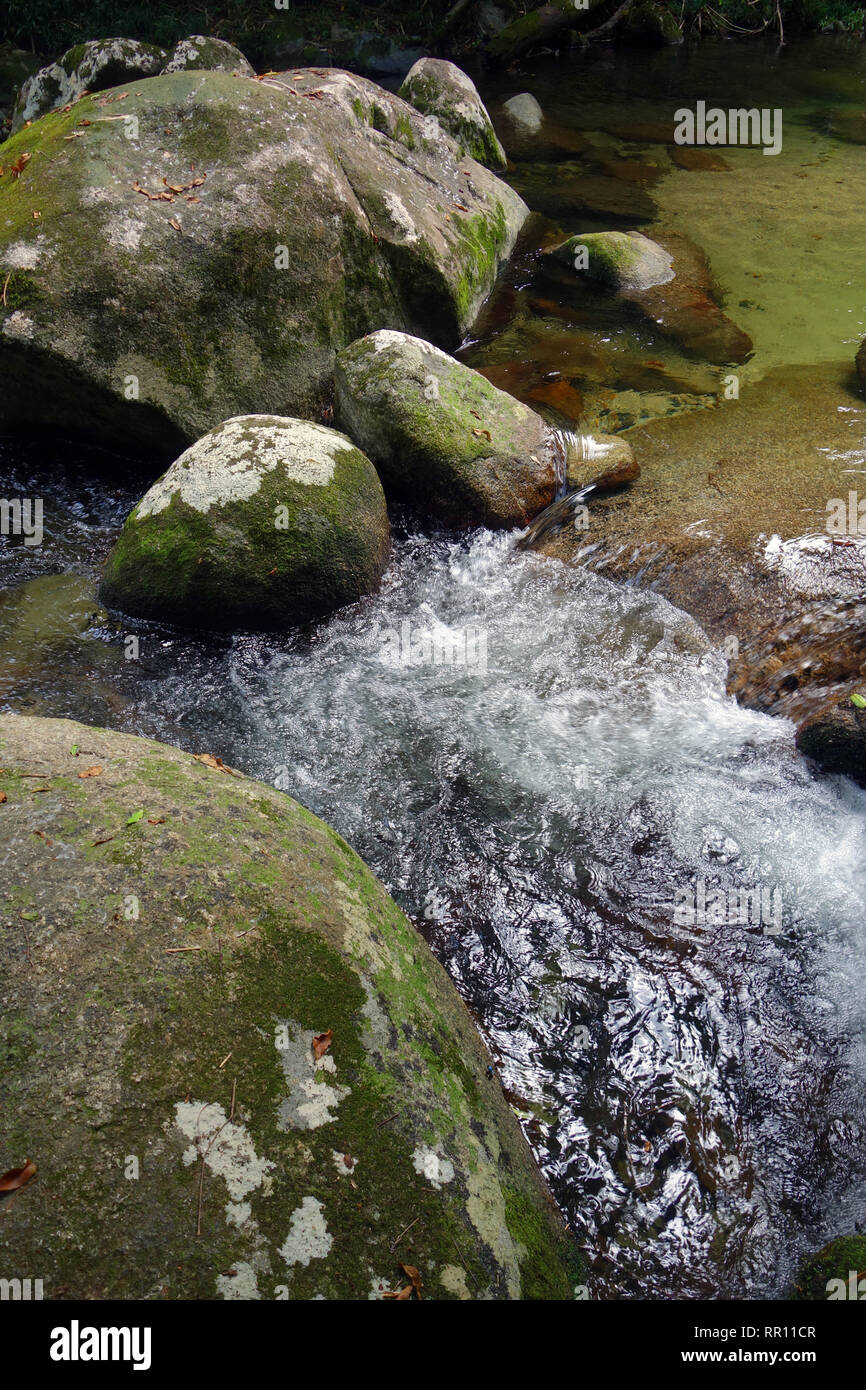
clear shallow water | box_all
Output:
[4,36,866,1299]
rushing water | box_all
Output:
[4,36,866,1299]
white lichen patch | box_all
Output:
[412,1146,455,1189]
[331,1150,358,1177]
[336,879,401,978]
[382,191,419,244]
[2,237,47,270]
[275,1022,350,1131]
[279,1196,332,1267]
[216,1261,260,1300]
[136,416,353,518]
[440,1264,472,1299]
[2,312,35,341]
[467,1160,522,1299]
[173,1099,275,1201]
[225,1200,252,1228]
[103,211,145,252]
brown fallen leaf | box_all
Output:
[312,1028,333,1061]
[470,410,482,420]
[0,1158,37,1192]
[78,765,102,779]
[0,792,6,804]
[147,817,166,825]
[169,219,182,232]
[472,428,492,442]
[400,1264,423,1299]
[194,753,230,772]
[9,152,31,178]
[92,836,115,847]
[383,1285,413,1300]
[33,830,53,845]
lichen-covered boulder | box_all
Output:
[0,714,577,1300]
[335,330,557,527]
[0,68,527,455]
[11,38,168,131]
[399,58,506,170]
[100,416,390,631]
[796,695,866,786]
[546,228,752,365]
[161,35,254,77]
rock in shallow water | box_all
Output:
[546,228,752,364]
[100,416,390,631]
[0,713,577,1300]
[335,330,557,527]
[0,67,527,455]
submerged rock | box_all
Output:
[546,228,752,364]
[335,330,557,527]
[0,714,577,1300]
[796,696,866,786]
[0,68,527,454]
[399,57,505,170]
[100,416,390,631]
[522,363,866,723]
[856,338,866,384]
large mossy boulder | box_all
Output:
[0,714,577,1300]
[0,67,528,456]
[100,416,390,631]
[335,330,557,527]
[399,58,506,171]
[161,36,255,77]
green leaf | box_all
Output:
[70,744,78,757]
[851,693,866,710]
[126,809,145,825]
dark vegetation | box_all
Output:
[1,0,863,65]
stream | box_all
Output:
[3,36,866,1299]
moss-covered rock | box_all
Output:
[796,695,866,786]
[335,330,556,527]
[12,38,168,130]
[549,230,675,292]
[0,713,578,1300]
[399,58,506,171]
[161,36,254,77]
[788,1235,866,1300]
[0,68,527,455]
[100,416,390,631]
